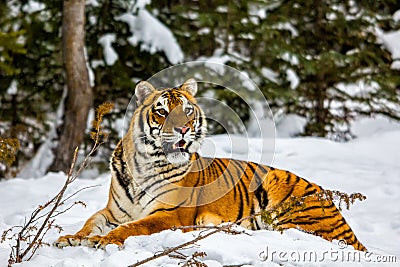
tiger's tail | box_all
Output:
[257,168,366,251]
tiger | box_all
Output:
[54,78,366,251]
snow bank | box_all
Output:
[1,117,399,266]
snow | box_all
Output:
[272,22,299,37]
[98,34,118,66]
[261,67,279,83]
[21,0,45,14]
[380,31,400,59]
[1,117,400,266]
[86,0,100,7]
[6,80,18,95]
[376,24,400,70]
[17,87,68,179]
[275,114,307,138]
[286,68,299,89]
[133,0,151,10]
[85,48,95,87]
[394,10,400,22]
[117,9,184,64]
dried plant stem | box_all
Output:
[18,148,79,261]
[3,102,113,266]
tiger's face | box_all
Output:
[134,78,207,165]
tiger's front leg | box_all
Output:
[54,208,117,248]
[85,211,185,249]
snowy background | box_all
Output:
[1,1,400,266]
[1,115,399,267]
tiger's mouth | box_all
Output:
[162,139,190,154]
[172,139,188,152]
[163,139,192,165]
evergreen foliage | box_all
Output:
[257,0,400,139]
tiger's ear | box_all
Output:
[135,81,156,104]
[181,78,197,96]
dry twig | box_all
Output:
[128,213,261,267]
[1,102,113,266]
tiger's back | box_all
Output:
[172,156,366,251]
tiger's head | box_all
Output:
[132,78,207,166]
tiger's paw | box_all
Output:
[54,234,86,248]
[83,234,124,249]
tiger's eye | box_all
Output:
[156,109,167,116]
[184,107,193,115]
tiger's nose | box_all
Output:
[174,126,190,135]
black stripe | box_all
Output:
[215,159,236,200]
[300,202,336,213]
[255,165,273,174]
[148,199,188,215]
[194,158,206,187]
[285,171,292,184]
[110,189,133,219]
[345,234,356,244]
[275,201,335,221]
[105,209,122,225]
[294,212,339,222]
[255,188,268,209]
[142,168,186,194]
[136,190,147,202]
[249,163,269,209]
[330,227,353,240]
[101,213,119,227]
[203,157,213,182]
[305,182,313,190]
[209,159,222,182]
[112,159,135,204]
[235,186,244,221]
[230,161,246,221]
[145,187,178,208]
[214,159,231,188]
[111,186,121,199]
[133,152,143,175]
[256,164,271,174]
[247,162,262,187]
[314,220,347,235]
[284,213,338,226]
[186,159,205,205]
[279,174,299,203]
[302,188,318,198]
[232,161,250,204]
[216,159,235,189]
[135,140,161,157]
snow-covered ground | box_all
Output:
[1,116,400,266]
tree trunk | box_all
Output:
[49,0,92,173]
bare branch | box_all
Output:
[128,213,261,267]
[2,102,113,264]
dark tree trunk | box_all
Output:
[49,0,92,173]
